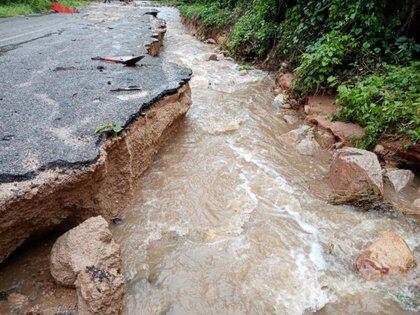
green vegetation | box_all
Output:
[168,0,419,148]
[95,122,123,135]
[335,62,420,147]
[0,0,87,17]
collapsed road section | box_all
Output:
[0,4,192,262]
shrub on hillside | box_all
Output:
[335,62,420,147]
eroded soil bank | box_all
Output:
[0,2,419,315]
[0,2,192,262]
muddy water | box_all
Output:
[110,4,419,315]
[0,3,418,314]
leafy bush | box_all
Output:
[179,3,233,30]
[335,62,420,147]
[0,0,86,17]
[294,31,357,95]
[230,12,277,59]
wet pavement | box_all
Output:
[0,3,191,182]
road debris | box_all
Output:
[50,2,77,14]
[53,66,76,71]
[91,55,144,67]
[110,86,142,92]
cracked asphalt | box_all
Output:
[0,3,192,182]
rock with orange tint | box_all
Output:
[279,125,311,145]
[50,216,122,287]
[275,72,295,92]
[329,147,383,196]
[385,169,414,192]
[314,129,336,149]
[305,96,340,117]
[356,232,416,280]
[307,116,364,146]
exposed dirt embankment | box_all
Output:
[0,83,191,263]
[181,16,228,46]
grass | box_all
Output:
[0,0,88,17]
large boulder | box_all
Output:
[385,169,415,192]
[50,216,125,314]
[356,232,416,280]
[329,147,383,196]
[50,216,122,287]
[76,266,125,315]
[307,116,364,146]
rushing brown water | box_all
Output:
[0,3,418,314]
[111,4,419,315]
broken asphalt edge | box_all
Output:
[0,12,192,184]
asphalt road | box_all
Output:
[0,3,191,182]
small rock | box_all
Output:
[239,70,247,76]
[50,216,122,287]
[111,218,123,225]
[356,232,416,280]
[373,144,385,155]
[329,147,383,195]
[273,94,291,109]
[279,125,311,145]
[412,198,420,209]
[314,129,336,149]
[204,38,216,44]
[280,61,289,69]
[76,265,125,315]
[203,53,218,61]
[385,169,415,192]
[7,293,29,312]
[216,53,224,61]
[273,88,282,95]
[296,136,321,156]
[282,115,299,125]
[275,72,295,92]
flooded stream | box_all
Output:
[111,4,419,315]
[0,3,418,315]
